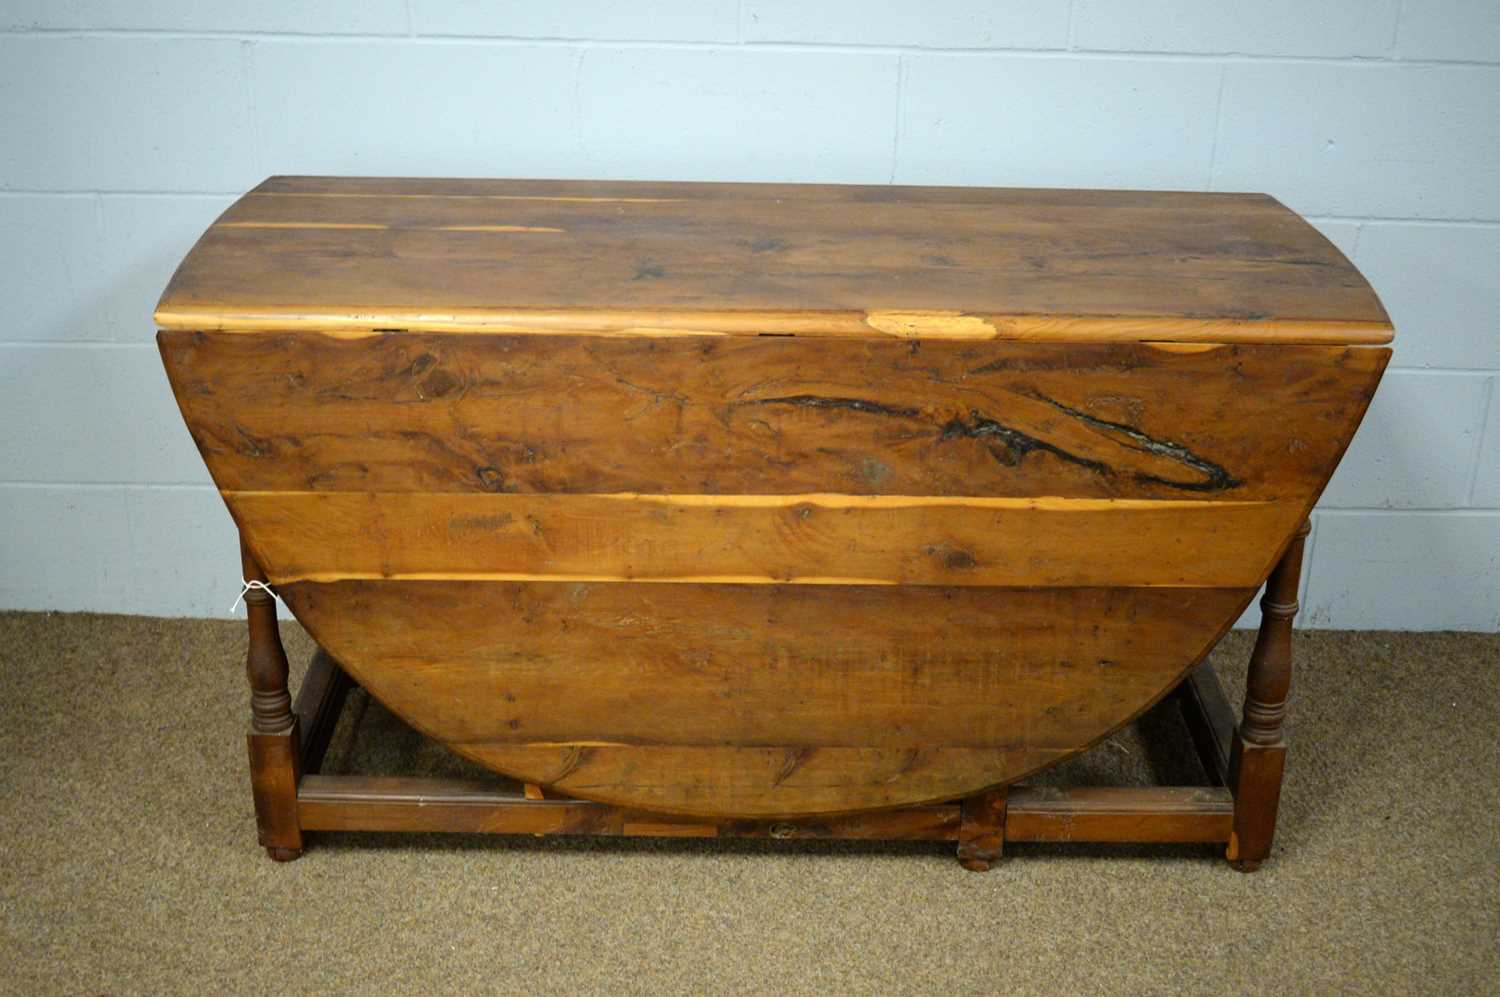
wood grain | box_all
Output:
[280,580,1249,748]
[155,177,1392,343]
[457,743,1064,818]
[1004,786,1233,843]
[275,579,1250,816]
[159,332,1389,502]
[240,491,1289,588]
[157,329,1383,815]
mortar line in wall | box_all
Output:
[1386,368,1500,377]
[1389,0,1407,59]
[0,482,217,491]
[291,42,1500,70]
[1065,0,1077,50]
[0,342,158,350]
[1303,215,1500,228]
[118,481,138,613]
[3,188,1495,230]
[1298,512,1321,616]
[1312,508,1500,518]
[90,192,114,340]
[423,41,1500,69]
[405,0,415,38]
[0,190,94,200]
[240,39,264,181]
[1206,64,1227,190]
[1344,222,1363,259]
[0,190,242,198]
[1466,377,1496,505]
[888,55,903,184]
[571,48,586,156]
[4,29,1500,69]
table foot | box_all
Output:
[957,854,996,873]
[956,787,1007,872]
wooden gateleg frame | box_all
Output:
[240,523,1309,871]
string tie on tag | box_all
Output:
[230,579,276,613]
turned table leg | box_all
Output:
[241,537,303,861]
[1226,519,1309,873]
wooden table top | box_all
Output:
[156,176,1392,345]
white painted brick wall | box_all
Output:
[0,36,259,192]
[1397,0,1500,62]
[1214,62,1500,220]
[1306,513,1500,630]
[1352,224,1500,369]
[250,41,582,178]
[1,2,1497,629]
[0,196,109,340]
[415,1,740,42]
[97,196,239,342]
[1320,373,1490,509]
[121,487,240,617]
[2,2,410,34]
[1471,383,1500,506]
[1071,0,1403,58]
[896,56,1221,188]
[743,1,1069,49]
[578,48,900,182]
[0,486,135,612]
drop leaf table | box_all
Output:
[157,177,1391,870]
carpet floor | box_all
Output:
[0,611,1495,995]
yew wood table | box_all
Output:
[157,177,1391,870]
